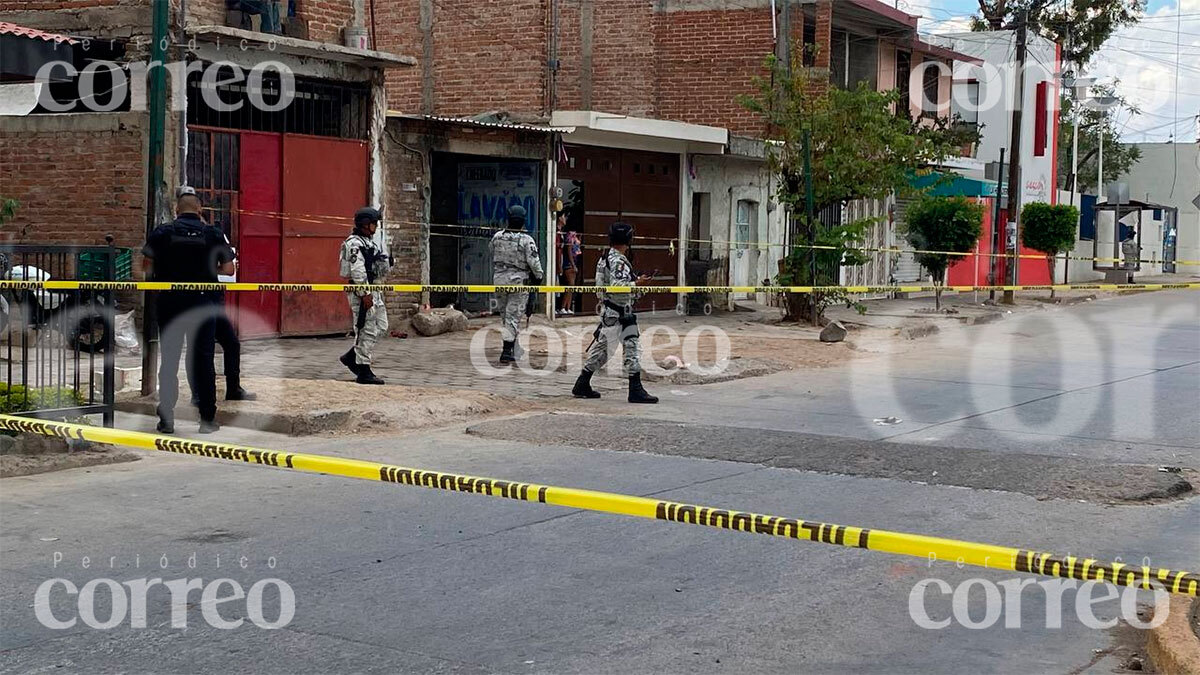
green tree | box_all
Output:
[971,0,1145,65]
[1021,202,1080,296]
[1058,85,1142,194]
[739,54,972,323]
[903,196,984,311]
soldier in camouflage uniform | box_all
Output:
[489,205,544,363]
[572,222,658,404]
[338,207,391,385]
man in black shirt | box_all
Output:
[143,187,235,434]
[187,226,256,405]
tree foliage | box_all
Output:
[1057,85,1142,193]
[1021,202,1079,294]
[739,53,973,322]
[903,196,984,310]
[971,0,1145,65]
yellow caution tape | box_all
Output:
[3,281,1199,294]
[0,414,1194,597]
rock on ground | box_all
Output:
[819,320,848,343]
[411,307,469,337]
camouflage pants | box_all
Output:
[347,291,388,365]
[584,309,641,376]
[494,290,528,342]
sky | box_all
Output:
[898,0,1200,144]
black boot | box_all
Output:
[226,387,257,401]
[627,373,658,404]
[499,340,516,363]
[572,369,601,399]
[340,348,361,376]
[156,417,174,434]
[356,365,385,385]
[198,419,220,434]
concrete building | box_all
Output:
[1058,142,1200,281]
[370,0,974,310]
[1115,142,1200,277]
[925,29,1062,286]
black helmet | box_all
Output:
[354,207,383,227]
[609,221,634,245]
[507,204,527,229]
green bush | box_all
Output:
[903,195,984,310]
[1022,202,1080,294]
[0,383,85,415]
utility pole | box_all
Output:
[777,0,790,68]
[1003,9,1028,304]
[141,0,169,396]
[989,148,1005,302]
[804,126,816,326]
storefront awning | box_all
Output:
[910,170,998,198]
[550,110,727,155]
[387,113,574,134]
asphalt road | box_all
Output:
[1,290,1197,674]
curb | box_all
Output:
[115,399,351,435]
[1148,595,1200,674]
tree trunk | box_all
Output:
[1048,255,1057,299]
[784,292,822,324]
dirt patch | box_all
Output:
[520,327,862,376]
[1,435,140,478]
[117,377,539,436]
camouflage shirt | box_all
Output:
[339,233,390,295]
[596,247,639,309]
[489,229,544,285]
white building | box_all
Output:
[1114,142,1200,276]
[943,30,1061,208]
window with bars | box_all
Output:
[186,64,370,140]
[185,129,240,242]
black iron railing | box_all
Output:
[1,242,121,426]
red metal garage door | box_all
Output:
[235,132,283,338]
[280,135,369,335]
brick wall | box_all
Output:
[376,0,424,112]
[551,0,582,111]
[0,113,147,274]
[299,0,354,44]
[653,7,772,136]
[378,0,548,118]
[380,134,426,317]
[590,0,654,117]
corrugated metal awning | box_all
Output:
[387,113,574,134]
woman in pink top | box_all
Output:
[558,216,583,315]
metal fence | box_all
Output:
[1,243,120,426]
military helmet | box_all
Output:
[354,207,383,227]
[507,204,527,229]
[609,221,634,245]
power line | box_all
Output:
[1171,2,1182,197]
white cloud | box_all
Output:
[1088,1,1200,142]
